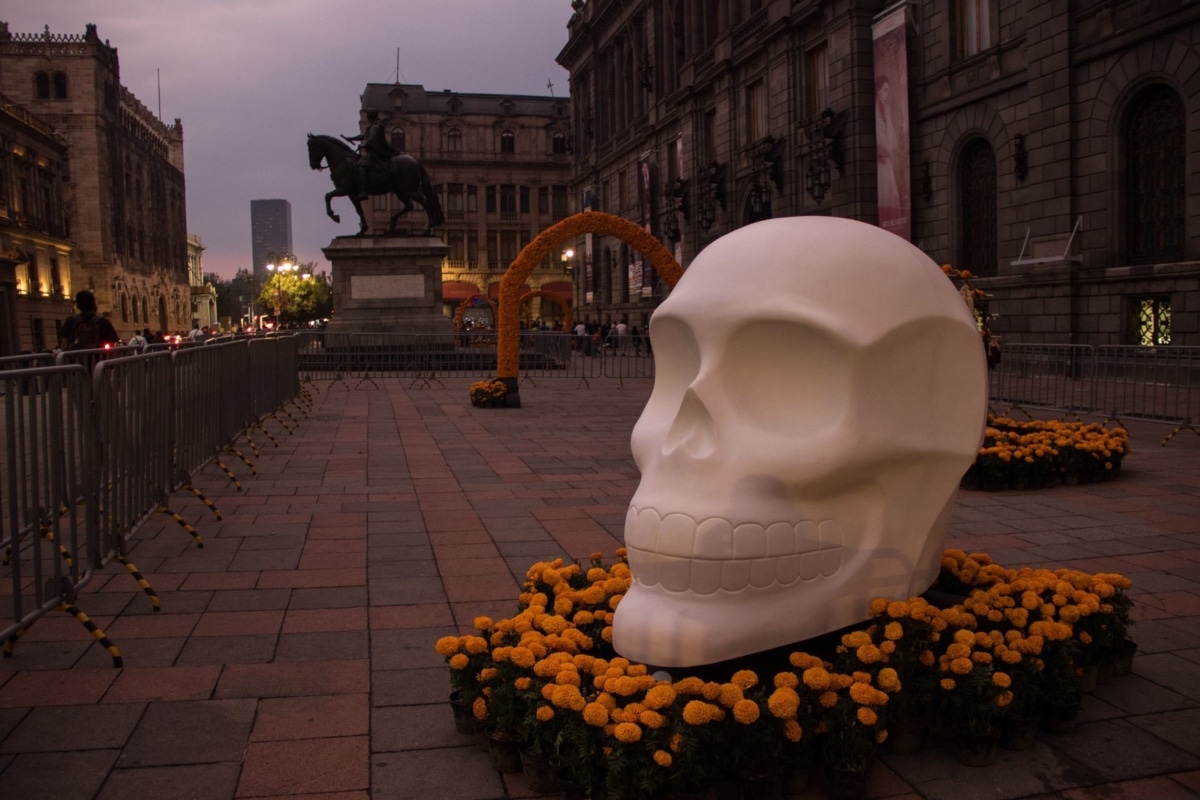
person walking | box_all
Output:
[59,290,120,350]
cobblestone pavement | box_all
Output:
[0,377,1197,799]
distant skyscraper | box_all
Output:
[250,199,293,281]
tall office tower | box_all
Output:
[250,199,293,282]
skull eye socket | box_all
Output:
[721,320,851,435]
[644,315,699,409]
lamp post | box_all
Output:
[265,252,299,328]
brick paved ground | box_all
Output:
[0,377,1197,799]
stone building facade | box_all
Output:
[0,91,74,354]
[357,83,574,326]
[556,0,1200,345]
[0,22,191,340]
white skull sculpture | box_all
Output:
[613,217,987,667]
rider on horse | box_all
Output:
[343,110,394,201]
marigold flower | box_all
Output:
[992,671,1012,688]
[473,696,489,720]
[733,699,760,725]
[887,601,909,619]
[783,719,803,742]
[919,650,935,667]
[701,682,722,701]
[819,691,839,709]
[654,749,673,767]
[767,687,800,719]
[510,646,536,669]
[950,658,973,675]
[449,654,469,670]
[856,644,882,664]
[940,678,956,691]
[582,702,609,727]
[479,668,497,682]
[643,685,677,710]
[877,668,901,693]
[682,700,714,726]
[614,722,642,743]
[774,672,799,690]
[718,683,744,708]
[473,616,494,632]
[536,705,555,722]
[857,707,878,726]
[464,636,488,655]
[803,667,831,691]
[639,710,666,729]
[435,636,460,657]
[730,669,758,689]
[876,729,889,744]
[884,622,904,641]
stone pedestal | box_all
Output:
[322,235,451,333]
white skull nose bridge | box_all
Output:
[663,386,717,459]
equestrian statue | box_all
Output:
[307,111,444,236]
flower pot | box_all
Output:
[1000,714,1039,751]
[952,730,999,767]
[1114,639,1137,677]
[449,690,474,736]
[520,748,560,794]
[736,769,782,800]
[1077,664,1100,694]
[1097,657,1116,686]
[471,715,490,752]
[886,716,925,754]
[822,762,875,800]
[486,725,523,774]
[1040,699,1082,734]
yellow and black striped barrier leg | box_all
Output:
[116,556,161,612]
[40,527,75,578]
[212,458,242,491]
[183,484,222,520]
[3,624,30,658]
[1,531,29,567]
[1163,424,1200,447]
[224,447,257,476]
[59,603,122,668]
[254,421,279,448]
[159,505,204,548]
[271,411,294,433]
[280,405,300,427]
[241,431,262,458]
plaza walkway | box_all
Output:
[0,377,1198,799]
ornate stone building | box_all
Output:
[0,22,191,340]
[357,83,574,326]
[557,0,1200,345]
[0,91,74,354]
[188,233,218,330]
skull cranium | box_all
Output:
[612,217,987,667]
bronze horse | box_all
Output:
[306,133,444,235]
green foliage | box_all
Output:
[257,266,332,326]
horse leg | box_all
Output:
[324,190,341,224]
[352,196,368,236]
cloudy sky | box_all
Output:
[6,0,574,278]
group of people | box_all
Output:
[56,290,230,353]
[573,319,647,357]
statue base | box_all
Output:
[322,234,451,334]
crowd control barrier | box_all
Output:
[1,336,303,663]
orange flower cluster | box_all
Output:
[965,416,1131,490]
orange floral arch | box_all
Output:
[520,290,573,333]
[452,294,497,329]
[498,211,682,380]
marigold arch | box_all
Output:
[520,290,573,333]
[498,211,682,380]
[452,294,496,329]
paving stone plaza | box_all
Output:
[0,377,1198,799]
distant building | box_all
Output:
[357,83,574,326]
[0,22,191,339]
[0,90,74,354]
[250,199,293,283]
[556,1,1200,344]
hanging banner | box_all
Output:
[582,186,594,304]
[872,4,911,241]
[636,154,653,298]
[674,136,686,271]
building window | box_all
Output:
[954,0,993,59]
[448,128,462,153]
[807,45,829,115]
[552,186,568,219]
[390,128,406,151]
[958,138,997,277]
[500,184,517,215]
[53,73,68,99]
[486,186,496,213]
[1124,84,1185,266]
[446,183,464,216]
[704,110,718,163]
[500,130,515,153]
[746,80,766,142]
[538,187,549,215]
[467,184,477,213]
[1132,297,1171,345]
[520,186,530,214]
[552,132,567,154]
[121,294,129,323]
[35,72,50,99]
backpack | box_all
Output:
[71,313,102,350]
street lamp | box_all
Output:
[561,248,574,275]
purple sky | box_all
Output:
[6,0,573,278]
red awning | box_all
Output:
[488,282,532,299]
[442,281,481,301]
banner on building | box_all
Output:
[872,4,911,241]
[636,153,653,298]
[582,186,594,304]
[674,136,685,271]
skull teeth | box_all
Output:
[624,507,844,593]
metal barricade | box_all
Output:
[92,353,175,559]
[172,345,228,479]
[988,344,1094,413]
[1,365,98,644]
[1093,346,1200,425]
[55,344,141,375]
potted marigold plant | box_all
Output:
[862,597,938,753]
[810,667,887,799]
[435,633,493,735]
[469,378,508,407]
[934,629,1012,766]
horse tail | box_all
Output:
[419,165,444,229]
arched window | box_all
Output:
[500,130,515,154]
[141,296,149,325]
[957,138,998,277]
[1124,84,1185,265]
[35,72,50,99]
[53,73,68,99]
[121,294,129,323]
[552,132,567,154]
[390,127,405,151]
[448,128,462,153]
[131,294,139,323]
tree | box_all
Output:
[207,268,260,324]
[257,266,332,327]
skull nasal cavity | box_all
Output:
[662,389,716,459]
